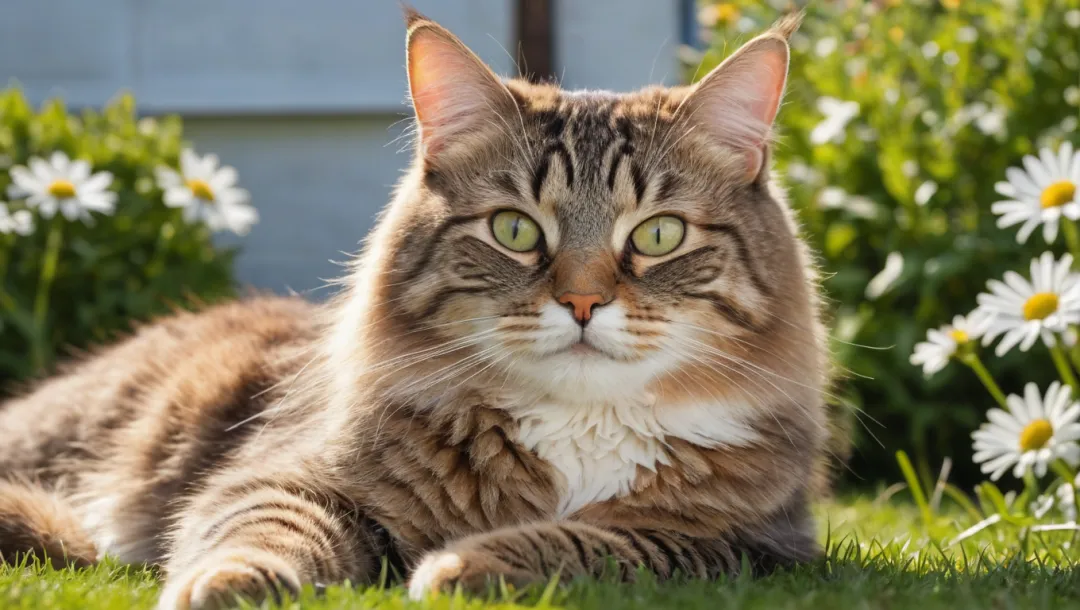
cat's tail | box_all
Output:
[0,480,97,568]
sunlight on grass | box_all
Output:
[4,498,1080,609]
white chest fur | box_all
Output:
[511,398,760,517]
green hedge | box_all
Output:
[696,0,1080,485]
[0,90,239,388]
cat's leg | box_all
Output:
[157,474,378,610]
[407,504,818,598]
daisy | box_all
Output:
[909,314,985,376]
[864,251,903,299]
[1055,476,1079,521]
[914,180,938,206]
[6,152,116,223]
[991,142,1080,243]
[972,381,1080,481]
[0,202,33,236]
[974,252,1080,356]
[1033,492,1056,519]
[155,149,258,235]
[810,97,859,145]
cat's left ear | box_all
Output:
[678,14,800,183]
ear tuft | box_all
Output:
[770,10,804,41]
[401,4,428,29]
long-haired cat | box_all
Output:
[0,9,830,610]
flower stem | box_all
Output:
[1052,459,1076,483]
[1050,343,1080,393]
[962,352,1008,408]
[0,244,12,312]
[1023,470,1040,500]
[1063,220,1080,268]
[1068,328,1080,371]
[30,221,63,372]
[146,221,175,278]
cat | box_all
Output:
[0,9,831,610]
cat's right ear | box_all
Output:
[405,10,515,162]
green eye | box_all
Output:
[630,215,685,256]
[491,210,542,252]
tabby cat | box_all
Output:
[0,9,830,610]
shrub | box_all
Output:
[0,90,252,388]
[694,0,1080,485]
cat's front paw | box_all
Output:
[156,549,301,610]
[408,549,533,600]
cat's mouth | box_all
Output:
[557,337,615,360]
[569,341,603,356]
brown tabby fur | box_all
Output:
[0,10,833,610]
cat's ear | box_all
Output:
[678,14,800,182]
[405,10,515,161]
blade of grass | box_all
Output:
[896,450,933,524]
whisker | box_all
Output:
[669,321,863,397]
[674,336,884,440]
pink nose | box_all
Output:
[558,292,605,323]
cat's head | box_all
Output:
[350,10,824,408]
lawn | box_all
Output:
[4,496,1080,610]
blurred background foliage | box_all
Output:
[693,0,1080,487]
[0,90,235,389]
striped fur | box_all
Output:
[0,9,832,610]
[0,481,96,568]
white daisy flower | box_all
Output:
[865,251,904,300]
[914,180,938,206]
[810,97,859,145]
[909,314,986,376]
[155,149,258,235]
[0,202,33,236]
[1033,492,1056,519]
[972,381,1080,481]
[974,252,1080,356]
[814,37,837,58]
[1056,477,1079,521]
[991,142,1080,243]
[957,26,978,43]
[6,152,116,223]
[975,106,1007,137]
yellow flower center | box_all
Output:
[186,178,215,202]
[1019,419,1054,451]
[1023,292,1059,321]
[1041,180,1076,209]
[47,179,76,199]
[888,27,904,43]
[949,329,969,344]
[716,3,739,23]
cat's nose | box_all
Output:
[558,292,608,326]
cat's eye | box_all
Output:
[491,210,542,252]
[630,215,685,256]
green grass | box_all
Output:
[5,496,1080,609]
